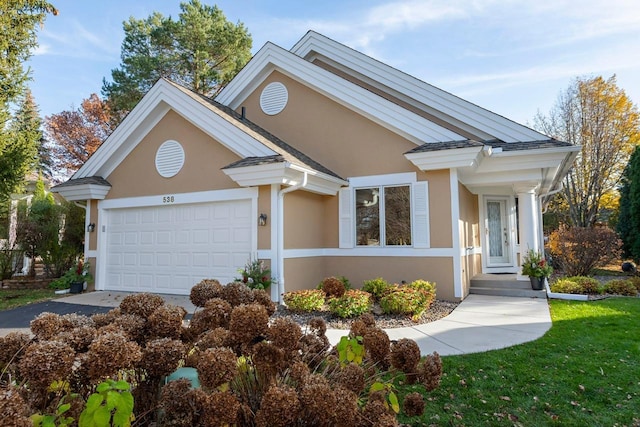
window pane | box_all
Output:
[385,185,411,246]
[356,188,380,246]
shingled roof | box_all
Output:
[51,176,111,190]
[405,138,572,154]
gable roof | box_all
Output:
[215,41,464,145]
[289,31,550,144]
[64,78,346,198]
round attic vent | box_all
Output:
[260,82,288,115]
[155,140,185,178]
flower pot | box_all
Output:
[529,276,545,291]
[70,281,84,294]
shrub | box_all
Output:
[320,276,346,298]
[283,289,325,312]
[236,258,272,290]
[550,276,602,295]
[409,279,437,297]
[627,276,640,292]
[548,225,622,276]
[328,290,372,318]
[604,279,638,296]
[379,285,434,320]
[362,277,390,300]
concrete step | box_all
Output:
[470,279,531,289]
[469,286,547,299]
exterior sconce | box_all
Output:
[87,223,96,232]
[258,213,268,226]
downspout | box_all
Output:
[277,171,308,304]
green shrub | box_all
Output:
[627,276,640,292]
[362,277,390,300]
[566,276,602,294]
[550,278,585,294]
[283,289,325,312]
[380,285,434,320]
[328,290,372,318]
[604,279,638,296]
[409,279,436,296]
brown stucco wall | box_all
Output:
[425,170,452,248]
[105,110,241,199]
[239,71,420,178]
[458,183,479,248]
[284,256,457,301]
[88,200,98,251]
[257,186,271,250]
[283,191,329,249]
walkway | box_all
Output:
[0,292,551,356]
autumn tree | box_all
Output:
[535,75,640,227]
[45,93,114,177]
[102,0,252,121]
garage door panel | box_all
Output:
[105,199,253,295]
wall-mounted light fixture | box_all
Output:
[258,213,268,226]
[87,223,96,232]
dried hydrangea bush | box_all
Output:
[0,283,443,426]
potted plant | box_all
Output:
[236,258,272,290]
[49,259,93,294]
[521,249,553,290]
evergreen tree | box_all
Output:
[618,146,640,262]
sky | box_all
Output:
[26,0,640,127]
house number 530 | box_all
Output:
[162,196,175,203]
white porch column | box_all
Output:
[515,184,540,256]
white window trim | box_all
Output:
[355,185,412,248]
[339,172,430,250]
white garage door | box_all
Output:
[104,199,252,295]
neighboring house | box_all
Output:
[52,31,579,302]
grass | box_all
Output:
[0,288,58,311]
[398,297,640,426]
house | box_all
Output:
[52,31,579,302]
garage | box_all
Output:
[104,199,253,295]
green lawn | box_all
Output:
[399,297,640,426]
[0,288,58,311]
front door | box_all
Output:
[485,198,512,267]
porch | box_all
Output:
[469,273,547,299]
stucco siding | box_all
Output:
[239,71,419,178]
[284,191,330,249]
[257,186,271,250]
[105,110,241,200]
[426,170,453,248]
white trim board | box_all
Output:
[282,247,456,258]
[99,188,258,210]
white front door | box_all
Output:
[485,198,512,267]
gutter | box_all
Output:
[276,171,308,304]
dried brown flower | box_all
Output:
[91,308,121,328]
[30,312,63,340]
[298,333,330,368]
[59,313,94,331]
[267,317,302,356]
[308,317,327,336]
[363,327,390,366]
[190,298,232,336]
[0,386,31,427]
[201,390,241,426]
[85,331,142,380]
[228,304,269,346]
[112,314,147,343]
[148,304,186,339]
[254,385,300,427]
[0,332,31,368]
[299,381,338,427]
[119,292,164,317]
[221,281,254,307]
[357,313,376,327]
[349,319,370,339]
[333,386,359,427]
[288,360,310,387]
[196,327,230,350]
[402,392,425,417]
[55,326,97,353]
[140,338,185,378]
[19,340,75,389]
[390,338,421,376]
[158,379,205,426]
[252,341,285,378]
[322,276,346,298]
[189,279,223,307]
[417,351,442,391]
[334,362,366,395]
[252,288,276,315]
[196,347,238,390]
